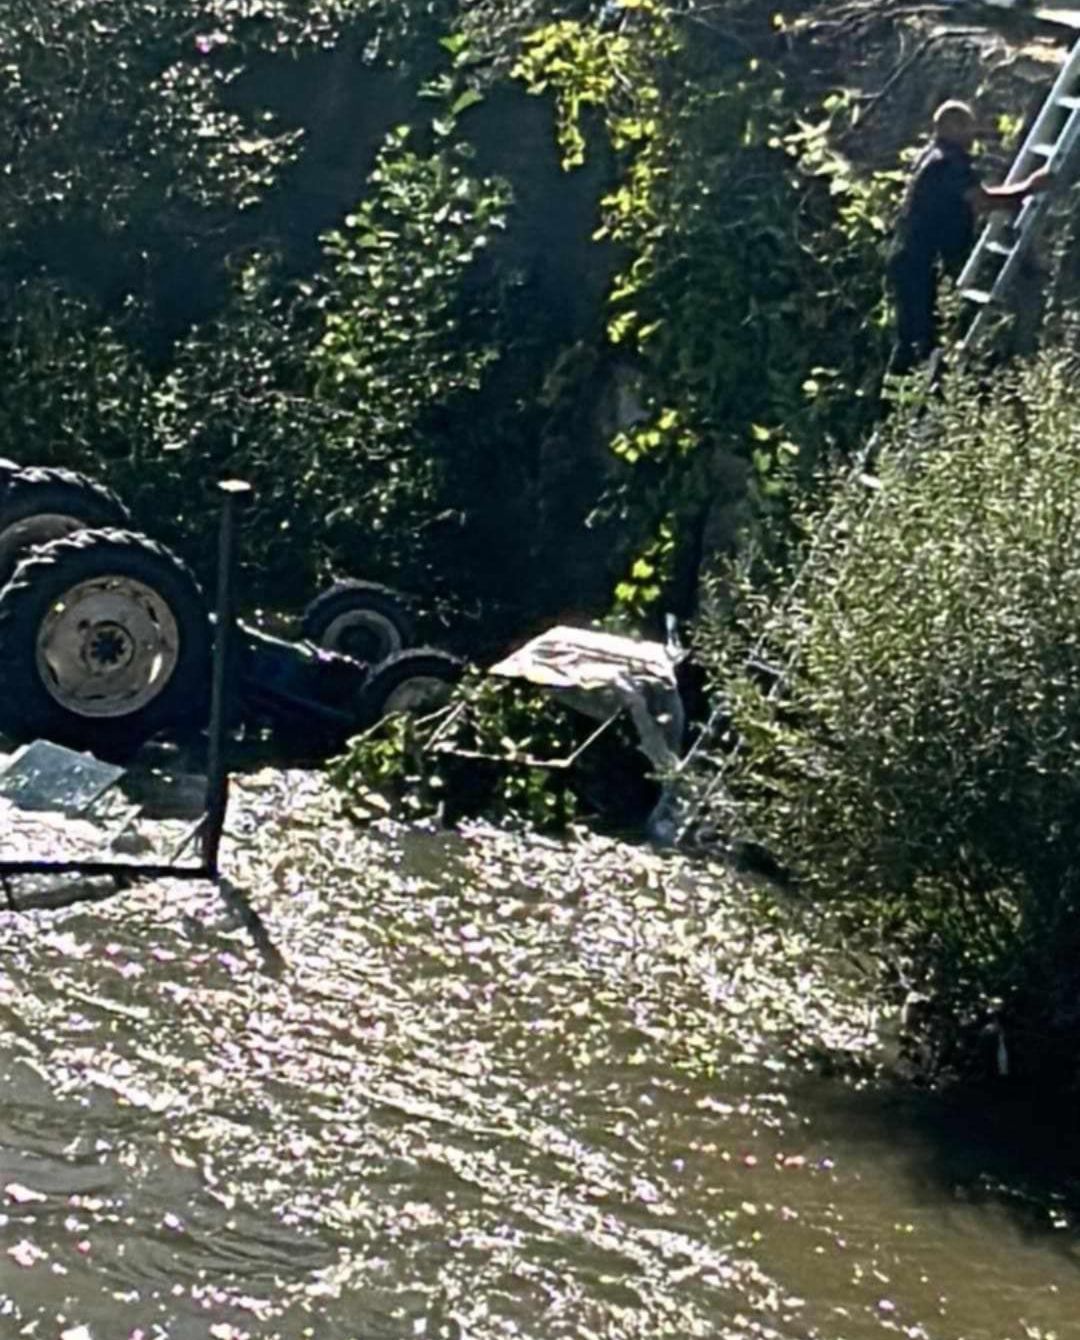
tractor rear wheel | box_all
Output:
[0,529,210,757]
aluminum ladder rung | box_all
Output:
[957,34,1080,347]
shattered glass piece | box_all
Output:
[0,740,125,815]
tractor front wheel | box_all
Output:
[301,580,415,666]
[359,648,463,725]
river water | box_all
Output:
[1,769,1078,1339]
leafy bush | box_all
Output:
[513,2,896,617]
[0,117,516,606]
[698,351,1080,1087]
[0,0,917,635]
[332,669,660,830]
[0,282,155,471]
[331,672,586,829]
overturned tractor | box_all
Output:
[0,461,462,759]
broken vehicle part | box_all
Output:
[301,579,416,664]
[0,465,132,587]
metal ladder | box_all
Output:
[674,37,1080,848]
[957,35,1080,351]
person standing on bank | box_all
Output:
[887,100,1053,374]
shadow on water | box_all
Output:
[787,1064,1080,1263]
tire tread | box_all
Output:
[0,528,210,756]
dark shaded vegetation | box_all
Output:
[0,0,892,634]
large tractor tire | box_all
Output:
[0,529,211,757]
[0,467,131,588]
[301,580,415,666]
[359,648,463,725]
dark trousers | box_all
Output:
[887,254,937,376]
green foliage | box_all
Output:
[612,514,675,617]
[314,128,509,419]
[332,672,586,829]
[144,254,344,590]
[0,0,903,630]
[0,283,155,470]
[514,7,667,170]
[156,114,515,596]
[0,107,515,601]
[514,1,896,617]
[0,0,344,238]
[699,351,1080,1087]
[306,129,512,584]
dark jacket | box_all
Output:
[889,139,981,278]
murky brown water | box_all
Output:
[2,769,1079,1339]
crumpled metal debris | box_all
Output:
[489,626,687,840]
[0,739,204,876]
[0,740,125,815]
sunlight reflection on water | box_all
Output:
[1,770,1078,1339]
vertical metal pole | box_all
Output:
[202,480,252,876]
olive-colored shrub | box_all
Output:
[698,352,1080,1086]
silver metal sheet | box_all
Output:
[0,740,125,815]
